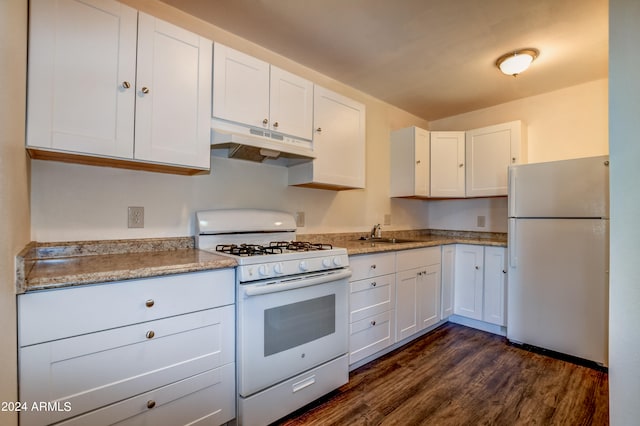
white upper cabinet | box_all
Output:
[212,43,313,141]
[390,126,430,197]
[134,13,212,170]
[430,131,466,197]
[27,0,137,159]
[288,85,366,190]
[465,120,526,197]
[26,0,212,174]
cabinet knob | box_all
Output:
[604,160,610,166]
[416,160,421,164]
[512,157,517,163]
[475,266,480,270]
[273,121,279,128]
[502,269,507,274]
[145,299,154,308]
[371,264,376,269]
[316,127,322,133]
[371,281,377,287]
[371,320,376,326]
[459,163,464,168]
[146,330,155,339]
[121,81,131,89]
[147,400,156,409]
[141,87,150,94]
[262,118,269,125]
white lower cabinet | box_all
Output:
[440,245,455,319]
[348,252,396,365]
[18,270,236,426]
[454,244,507,326]
[396,247,441,341]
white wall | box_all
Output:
[425,79,608,232]
[0,1,29,425]
[609,0,640,424]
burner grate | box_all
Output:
[216,244,284,256]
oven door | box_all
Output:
[237,268,351,397]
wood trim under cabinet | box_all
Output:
[27,148,210,176]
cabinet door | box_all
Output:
[430,131,466,197]
[395,268,420,341]
[465,121,524,197]
[289,85,365,189]
[483,246,507,326]
[27,0,137,158]
[270,66,314,140]
[212,43,270,128]
[440,245,455,319]
[419,264,441,330]
[390,126,430,197]
[454,244,484,320]
[134,14,212,169]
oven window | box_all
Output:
[264,294,336,357]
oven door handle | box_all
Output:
[243,269,352,297]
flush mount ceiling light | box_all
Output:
[496,48,539,76]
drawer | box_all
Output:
[397,246,441,271]
[239,354,348,426]
[349,252,395,281]
[19,305,234,426]
[349,310,395,365]
[55,363,235,426]
[349,273,395,323]
[18,269,234,346]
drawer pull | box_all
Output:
[146,330,155,339]
[145,299,155,308]
[147,400,156,409]
[292,375,316,393]
[371,320,376,326]
[371,281,377,287]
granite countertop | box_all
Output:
[300,229,507,255]
[16,237,236,293]
[16,230,506,293]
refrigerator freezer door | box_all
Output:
[508,156,609,218]
[507,218,608,365]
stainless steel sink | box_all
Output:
[354,237,416,244]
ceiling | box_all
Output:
[160,0,608,121]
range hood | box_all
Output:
[211,119,315,164]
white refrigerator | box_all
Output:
[507,155,609,366]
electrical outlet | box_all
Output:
[295,211,305,227]
[477,215,486,228]
[128,206,144,228]
[384,214,392,226]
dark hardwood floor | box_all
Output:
[275,323,609,426]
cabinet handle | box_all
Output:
[147,400,156,409]
[502,269,507,274]
[262,118,269,125]
[273,121,279,128]
[316,127,322,133]
[416,160,421,165]
[512,157,517,163]
[370,320,376,326]
[146,330,155,339]
[145,299,154,308]
[459,163,464,168]
[371,281,377,287]
[141,87,150,94]
[121,81,131,89]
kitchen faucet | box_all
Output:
[371,224,381,239]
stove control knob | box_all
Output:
[258,264,271,276]
[322,258,331,268]
[299,261,308,272]
[273,263,284,274]
[333,257,343,267]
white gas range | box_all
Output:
[196,209,350,426]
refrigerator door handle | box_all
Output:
[508,169,517,217]
[508,219,517,268]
